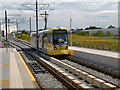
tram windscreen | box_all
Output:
[53,30,68,45]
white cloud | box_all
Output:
[1,0,119,3]
[42,0,119,3]
[76,0,119,2]
[0,0,118,30]
[96,10,118,14]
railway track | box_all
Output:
[9,41,66,89]
[38,52,119,89]
[9,40,82,89]
[8,37,120,89]
[11,37,120,80]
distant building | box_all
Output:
[83,28,118,35]
[1,24,17,36]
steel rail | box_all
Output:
[9,41,77,89]
[67,56,120,79]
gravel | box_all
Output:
[24,53,64,88]
[36,73,63,88]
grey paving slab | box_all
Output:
[1,86,9,89]
[1,53,10,64]
[0,68,2,80]
[0,52,10,81]
[0,48,10,89]
[14,52,35,88]
[1,67,10,80]
[10,52,23,88]
[0,52,2,81]
[0,48,39,89]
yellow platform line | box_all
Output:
[0,64,10,67]
[0,80,9,87]
[18,52,39,88]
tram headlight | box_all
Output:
[54,46,57,50]
[65,46,68,50]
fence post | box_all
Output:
[86,37,89,48]
[82,38,85,47]
[113,37,118,51]
[90,37,93,48]
[107,40,111,50]
[114,41,118,51]
[101,41,104,50]
[75,37,77,46]
[78,40,81,47]
[95,39,98,49]
[76,37,78,46]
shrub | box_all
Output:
[75,31,89,36]
[105,31,114,36]
[16,34,30,42]
[92,30,105,36]
[21,30,28,34]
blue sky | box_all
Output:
[0,0,119,31]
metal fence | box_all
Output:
[72,37,119,51]
[0,37,9,48]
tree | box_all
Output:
[85,26,102,30]
[114,34,118,37]
[78,28,83,30]
[108,25,115,28]
[21,30,28,34]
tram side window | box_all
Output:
[47,33,50,43]
[47,33,52,43]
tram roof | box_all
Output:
[30,27,68,35]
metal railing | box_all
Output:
[72,37,120,51]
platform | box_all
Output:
[69,46,119,72]
[0,48,38,89]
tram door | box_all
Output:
[42,33,47,48]
[42,35,44,48]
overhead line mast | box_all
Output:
[36,0,39,53]
[30,17,32,34]
[5,10,7,42]
[16,19,18,34]
[70,18,72,46]
[40,11,49,30]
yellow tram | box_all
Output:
[30,27,71,55]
